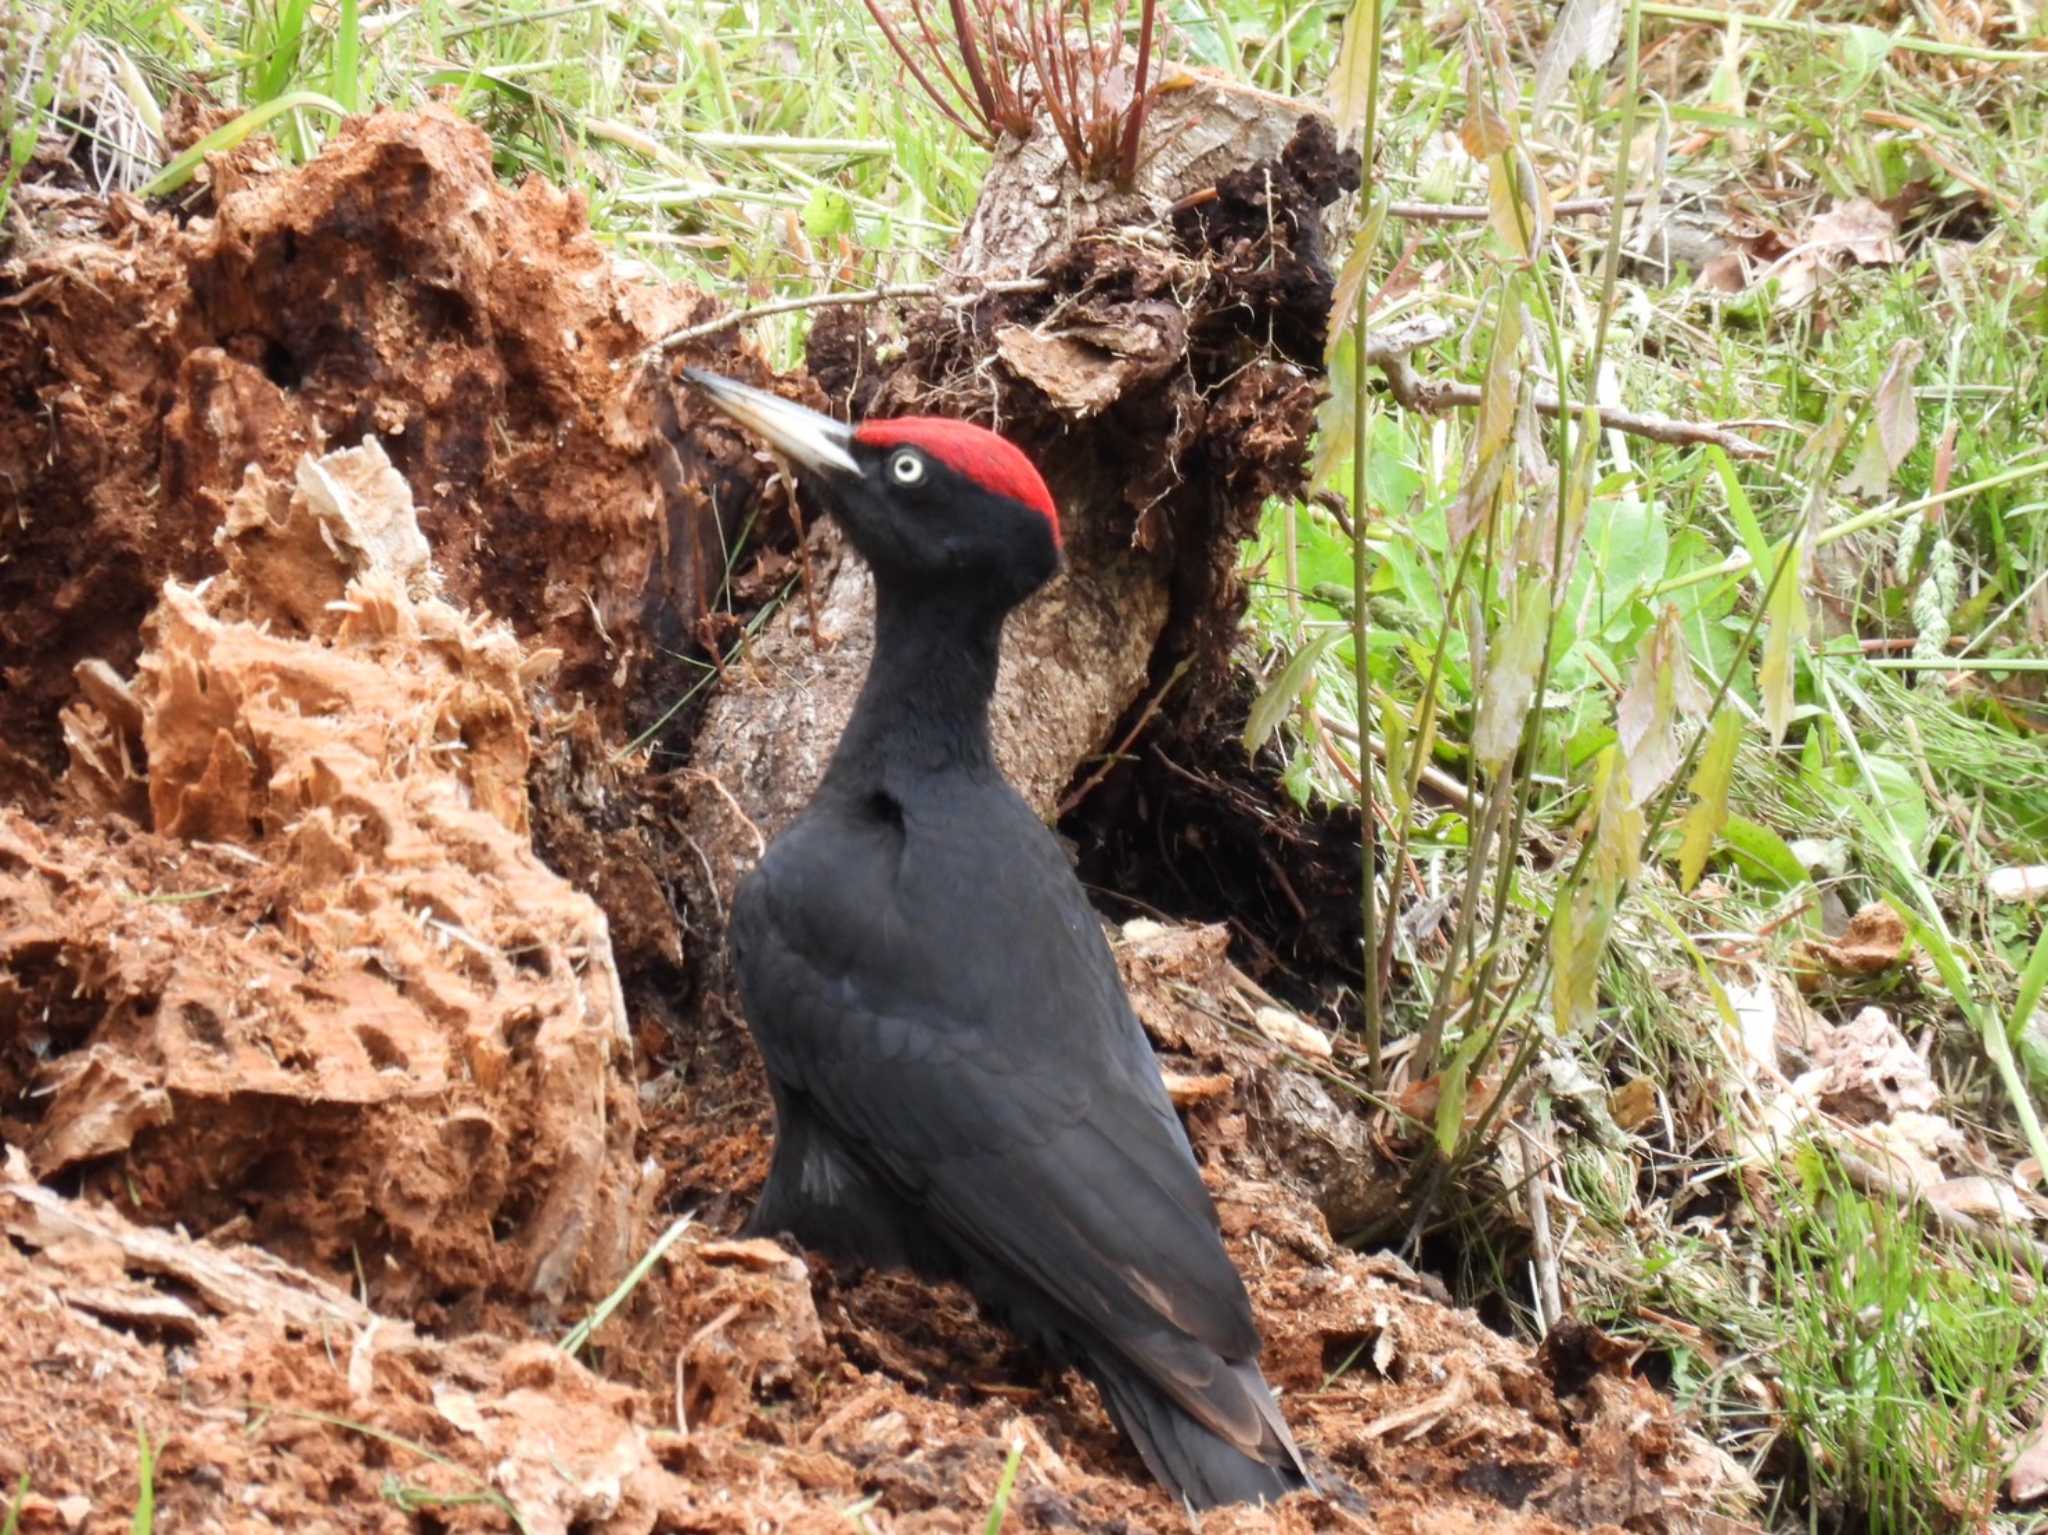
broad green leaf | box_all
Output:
[1576,496,1670,630]
[1381,537,1444,626]
[1758,537,1808,746]
[1564,719,1618,770]
[1330,0,1375,141]
[802,187,855,240]
[1434,1027,1487,1157]
[1284,502,1358,596]
[1283,742,1315,808]
[1835,23,1891,89]
[1838,752,1932,865]
[1243,631,1344,757]
[1720,815,1810,888]
[1676,709,1741,891]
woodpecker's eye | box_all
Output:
[888,449,926,486]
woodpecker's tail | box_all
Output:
[1085,1349,1314,1511]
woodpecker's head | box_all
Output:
[685,370,1061,608]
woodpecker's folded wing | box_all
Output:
[733,849,1291,1466]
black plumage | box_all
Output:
[688,371,1313,1510]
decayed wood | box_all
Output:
[956,75,1316,283]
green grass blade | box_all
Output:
[132,1429,155,1535]
[560,1213,694,1357]
[331,0,363,111]
[3,1472,30,1535]
[139,92,351,197]
[981,1439,1025,1535]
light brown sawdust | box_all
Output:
[0,1155,1750,1535]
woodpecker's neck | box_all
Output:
[825,580,1005,787]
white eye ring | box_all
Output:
[888,449,926,485]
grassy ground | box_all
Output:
[15,0,2048,1529]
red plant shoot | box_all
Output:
[860,0,1160,186]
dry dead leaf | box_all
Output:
[1841,338,1924,497]
[1851,1109,1964,1190]
[1810,1005,1938,1123]
[1697,248,1750,294]
[2011,1412,2048,1504]
[434,1385,490,1438]
[1771,197,1903,308]
[1252,1005,1333,1059]
[1609,1076,1659,1133]
[1617,604,1711,806]
[1923,1175,2030,1226]
[1162,1069,1236,1106]
[1531,0,1623,117]
[1989,865,2048,903]
[1791,902,1909,991]
[1723,976,1782,1079]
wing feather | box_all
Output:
[733,802,1271,1433]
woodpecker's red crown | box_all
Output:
[854,418,1061,548]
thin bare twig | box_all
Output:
[1378,346,1775,458]
[1315,709,1473,811]
[1058,655,1193,818]
[644,276,1049,359]
[1384,191,1650,222]
[1517,1117,1564,1332]
[1358,315,1772,458]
